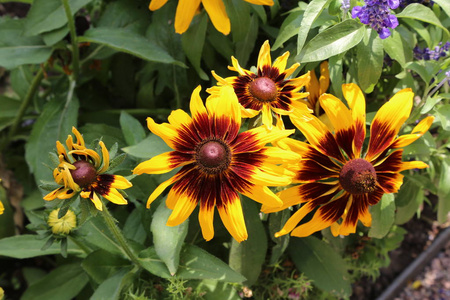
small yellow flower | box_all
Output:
[148,0,274,35]
[48,209,77,235]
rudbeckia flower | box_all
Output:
[149,0,274,35]
[133,86,300,242]
[208,40,312,130]
[48,208,77,235]
[44,127,132,211]
[264,83,434,237]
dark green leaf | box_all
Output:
[90,267,135,300]
[77,216,123,256]
[435,104,450,131]
[268,210,290,265]
[151,200,188,275]
[24,0,93,36]
[397,4,450,38]
[296,19,365,63]
[21,264,89,300]
[42,25,69,46]
[437,158,450,224]
[182,13,208,80]
[288,236,351,298]
[0,95,21,118]
[234,15,259,68]
[97,0,150,34]
[81,250,130,284]
[296,0,331,53]
[122,133,171,159]
[368,193,395,238]
[226,0,251,42]
[79,28,183,66]
[356,29,383,93]
[273,9,303,50]
[138,247,172,278]
[0,234,84,258]
[10,65,34,99]
[395,178,424,225]
[123,208,147,244]
[177,244,246,283]
[229,199,267,286]
[119,111,146,146]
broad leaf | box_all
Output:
[437,158,450,224]
[138,247,172,278]
[397,4,450,38]
[356,29,383,93]
[368,193,395,238]
[122,133,171,159]
[288,236,351,298]
[81,250,129,284]
[90,267,135,300]
[433,0,450,18]
[151,200,189,275]
[182,13,209,80]
[382,30,413,67]
[119,111,146,146]
[272,8,303,50]
[395,178,424,225]
[296,0,331,53]
[296,19,365,63]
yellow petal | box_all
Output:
[244,0,274,5]
[110,175,133,189]
[229,56,251,76]
[392,116,434,148]
[261,104,273,130]
[166,193,198,226]
[242,185,282,208]
[90,192,103,211]
[199,205,215,241]
[217,197,248,242]
[133,152,182,175]
[272,51,290,74]
[97,141,110,174]
[319,61,330,94]
[174,0,201,34]
[262,146,301,164]
[202,0,231,35]
[103,188,128,205]
[168,109,192,129]
[149,0,169,10]
[190,85,208,119]
[261,185,302,213]
[146,175,179,208]
[257,40,272,71]
[242,126,295,150]
[146,117,178,149]
[398,160,428,171]
[319,93,353,132]
[274,202,315,237]
[0,200,4,215]
[248,163,293,186]
[342,83,365,126]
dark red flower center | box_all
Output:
[196,140,231,174]
[339,158,377,194]
[70,160,98,188]
[248,77,278,102]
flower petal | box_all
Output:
[190,85,207,119]
[166,193,198,226]
[149,0,169,10]
[97,141,110,174]
[248,162,293,186]
[109,175,133,189]
[257,40,272,71]
[243,0,274,5]
[198,204,215,241]
[391,116,434,148]
[146,117,178,149]
[274,202,315,237]
[272,51,290,74]
[146,174,180,208]
[260,146,301,164]
[217,196,248,242]
[133,152,192,175]
[242,185,282,208]
[202,0,231,35]
[103,188,128,205]
[174,0,201,34]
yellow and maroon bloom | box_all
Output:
[44,127,132,211]
[148,0,274,35]
[264,83,434,238]
[132,86,300,242]
[208,40,312,130]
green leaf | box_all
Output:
[96,0,150,34]
[397,4,450,38]
[234,14,259,68]
[368,193,395,238]
[177,244,246,283]
[151,200,189,275]
[119,111,146,146]
[435,104,450,131]
[122,133,171,159]
[81,250,130,284]
[405,61,435,84]
[296,19,365,63]
[21,264,89,300]
[0,95,21,118]
[437,158,450,224]
[395,178,424,225]
[229,199,267,286]
[0,234,84,258]
[356,29,383,93]
[182,13,209,80]
[0,18,52,69]
[123,208,147,244]
[268,210,290,265]
[79,28,183,66]
[288,236,351,298]
[382,30,413,67]
[24,95,79,189]
[272,9,303,50]
[10,65,34,99]
[226,0,251,43]
[138,247,172,278]
[90,267,135,300]
[296,0,331,54]
[197,280,241,300]
[24,0,93,36]
[433,0,450,17]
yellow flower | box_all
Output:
[148,0,274,35]
[265,83,434,237]
[133,86,300,242]
[0,200,3,215]
[48,209,77,235]
[208,40,311,130]
[44,127,132,211]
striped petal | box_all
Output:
[108,175,132,189]
[133,152,192,175]
[174,0,201,34]
[391,116,434,148]
[202,0,231,35]
[217,196,248,242]
[272,51,290,74]
[43,187,76,200]
[366,88,413,160]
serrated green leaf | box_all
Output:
[357,29,383,93]
[24,0,92,36]
[296,0,331,53]
[397,4,450,38]
[122,133,171,159]
[288,236,351,298]
[151,200,188,275]
[79,28,183,66]
[297,19,365,63]
[182,12,208,80]
[0,234,84,258]
[119,111,146,146]
[368,193,395,238]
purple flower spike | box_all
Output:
[379,28,392,39]
[388,0,400,9]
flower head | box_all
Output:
[43,127,132,211]
[208,41,311,130]
[133,86,300,242]
[48,208,77,235]
[148,0,274,35]
[265,83,434,237]
[352,0,399,39]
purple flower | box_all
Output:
[352,1,399,39]
[414,42,450,61]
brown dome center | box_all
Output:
[339,158,377,194]
[70,160,98,188]
[196,140,231,174]
[248,77,278,102]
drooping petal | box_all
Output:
[43,187,76,200]
[391,116,434,148]
[166,192,198,226]
[106,175,132,189]
[202,0,231,35]
[174,0,201,34]
[83,191,103,211]
[198,204,215,241]
[366,88,413,161]
[97,141,110,174]
[217,196,248,242]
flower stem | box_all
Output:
[61,0,80,81]
[100,203,142,267]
